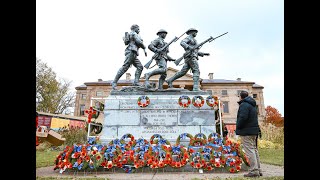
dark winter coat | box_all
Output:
[235,96,260,136]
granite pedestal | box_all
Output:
[99,89,216,144]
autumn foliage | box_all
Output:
[265,106,283,127]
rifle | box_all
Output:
[174,32,228,66]
[144,32,185,69]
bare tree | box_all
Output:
[36,58,75,114]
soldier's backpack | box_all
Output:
[123,32,130,45]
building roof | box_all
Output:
[202,79,254,84]
[253,83,264,88]
[37,111,86,121]
[75,67,263,89]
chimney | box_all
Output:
[126,73,131,80]
[237,78,241,81]
[208,73,214,80]
[98,79,102,82]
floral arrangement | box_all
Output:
[84,106,96,123]
[92,102,105,119]
[120,133,136,151]
[137,95,150,107]
[169,144,189,168]
[236,145,250,166]
[53,133,248,174]
[192,95,205,108]
[188,149,205,169]
[149,134,162,144]
[206,95,219,108]
[178,95,191,108]
[176,133,194,145]
[190,133,207,146]
[133,138,150,169]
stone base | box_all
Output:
[99,90,216,144]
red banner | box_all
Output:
[38,116,52,128]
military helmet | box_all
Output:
[157,29,168,35]
[186,28,198,35]
[131,24,139,30]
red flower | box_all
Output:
[196,163,201,168]
[171,161,176,167]
[101,161,106,167]
[229,168,235,173]
[215,162,221,167]
[85,156,90,161]
[236,166,241,171]
[190,161,195,167]
[159,162,164,168]
[107,163,113,169]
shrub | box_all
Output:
[260,122,284,146]
[58,126,88,146]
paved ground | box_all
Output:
[36,163,284,179]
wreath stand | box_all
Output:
[86,97,107,140]
[218,98,223,136]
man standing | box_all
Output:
[236,90,262,177]
[111,24,147,90]
[144,29,175,90]
[165,28,209,91]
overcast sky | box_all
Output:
[36,0,284,116]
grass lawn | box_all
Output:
[36,150,60,168]
[258,148,284,166]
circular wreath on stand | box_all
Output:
[192,96,205,108]
[237,145,250,166]
[120,133,136,150]
[178,95,191,108]
[176,133,194,145]
[169,144,189,168]
[149,134,163,145]
[133,138,150,169]
[137,95,150,107]
[190,133,207,146]
[206,95,219,108]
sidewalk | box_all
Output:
[36,163,284,179]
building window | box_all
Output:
[256,105,260,115]
[237,90,242,96]
[207,89,213,95]
[95,101,101,109]
[221,90,228,96]
[96,91,103,97]
[222,101,229,113]
[80,104,85,115]
[81,94,86,99]
[253,94,258,98]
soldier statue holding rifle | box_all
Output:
[166,28,210,91]
[144,29,184,90]
[167,28,228,91]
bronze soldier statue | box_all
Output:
[166,28,210,91]
[144,29,176,90]
[111,24,147,90]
